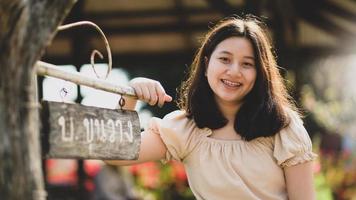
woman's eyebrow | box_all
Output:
[218,51,255,60]
[244,56,255,60]
[218,50,233,55]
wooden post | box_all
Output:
[0,1,77,200]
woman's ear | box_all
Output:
[204,57,209,76]
[204,56,209,66]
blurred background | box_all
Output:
[39,0,356,199]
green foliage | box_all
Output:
[301,55,356,137]
[315,173,333,200]
[300,55,356,199]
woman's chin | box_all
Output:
[216,94,243,105]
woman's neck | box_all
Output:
[216,100,242,123]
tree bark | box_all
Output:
[0,0,76,199]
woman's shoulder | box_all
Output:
[285,107,302,122]
[150,110,202,161]
[162,110,187,120]
[276,107,308,143]
[161,110,198,132]
[273,107,317,167]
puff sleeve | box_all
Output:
[273,110,318,168]
[146,110,199,163]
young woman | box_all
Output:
[106,16,317,200]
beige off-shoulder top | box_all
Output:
[146,110,317,200]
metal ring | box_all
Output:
[118,96,125,110]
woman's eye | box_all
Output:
[243,62,254,68]
[219,57,230,63]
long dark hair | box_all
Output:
[177,16,297,141]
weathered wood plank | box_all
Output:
[41,101,141,160]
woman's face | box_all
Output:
[206,37,257,107]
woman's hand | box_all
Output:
[106,78,172,165]
[129,77,173,107]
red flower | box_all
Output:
[170,161,187,182]
[130,162,161,189]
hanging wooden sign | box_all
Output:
[41,101,141,160]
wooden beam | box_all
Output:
[320,0,356,22]
[295,0,356,41]
[205,0,242,15]
[57,21,212,36]
[80,7,218,20]
[36,61,136,97]
[174,0,194,48]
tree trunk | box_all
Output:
[0,0,76,199]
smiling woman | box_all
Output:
[178,17,294,142]
[106,15,318,200]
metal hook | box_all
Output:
[90,50,104,79]
[117,96,126,110]
[58,21,112,80]
[59,87,68,102]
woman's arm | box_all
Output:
[105,129,167,165]
[105,77,172,166]
[284,161,316,200]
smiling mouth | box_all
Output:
[221,79,242,87]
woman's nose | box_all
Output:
[228,62,242,77]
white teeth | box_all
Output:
[222,79,242,87]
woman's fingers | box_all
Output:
[129,78,172,107]
[146,83,158,106]
[156,82,171,107]
[164,94,173,102]
[130,78,149,102]
[140,84,151,103]
[134,85,144,100]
